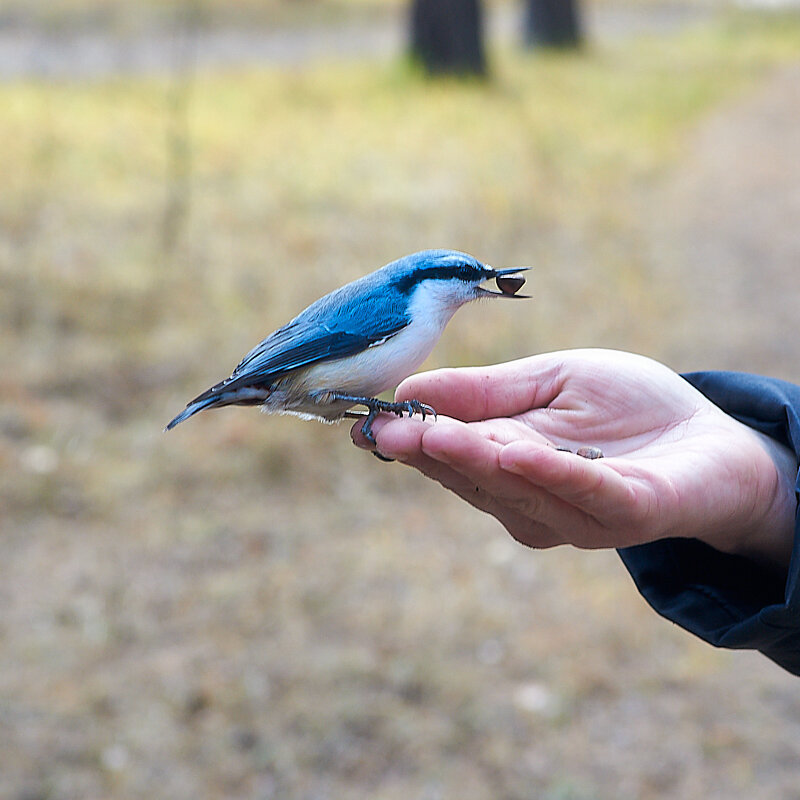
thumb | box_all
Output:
[395,354,567,422]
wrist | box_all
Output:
[748,430,797,569]
[704,427,797,571]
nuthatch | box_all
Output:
[165,249,529,443]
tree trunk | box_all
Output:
[410,0,487,77]
[524,0,582,49]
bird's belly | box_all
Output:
[307,324,437,396]
[266,322,438,421]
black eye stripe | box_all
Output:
[393,265,484,293]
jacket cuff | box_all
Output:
[617,371,800,675]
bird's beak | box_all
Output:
[479,266,531,298]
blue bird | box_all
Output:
[165,249,529,443]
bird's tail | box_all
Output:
[164,385,270,431]
[164,396,220,431]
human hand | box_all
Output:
[351,349,796,569]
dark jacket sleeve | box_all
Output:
[617,371,800,675]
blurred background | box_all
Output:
[1,1,800,798]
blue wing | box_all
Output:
[189,284,409,404]
[226,324,403,387]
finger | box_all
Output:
[394,353,569,422]
[351,409,552,454]
[417,421,554,506]
[354,414,591,549]
[370,415,586,530]
[354,415,516,515]
[350,413,391,451]
[404,454,561,548]
[374,418,564,544]
[498,440,647,525]
[418,422,614,546]
[350,412,436,460]
[461,417,554,447]
[354,413,536,513]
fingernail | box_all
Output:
[497,444,527,473]
[350,430,371,449]
[421,444,451,464]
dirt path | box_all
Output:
[647,63,800,380]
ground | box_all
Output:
[651,62,800,379]
[1,8,800,800]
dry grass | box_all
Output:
[2,10,800,800]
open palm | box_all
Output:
[352,349,794,566]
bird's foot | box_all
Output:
[333,394,437,446]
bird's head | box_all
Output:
[389,250,530,313]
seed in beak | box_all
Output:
[495,275,526,295]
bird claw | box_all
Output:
[399,399,437,422]
[333,393,437,447]
[360,408,380,446]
